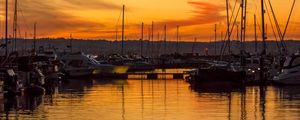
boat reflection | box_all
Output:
[1,94,44,119]
[1,78,299,120]
[276,86,300,100]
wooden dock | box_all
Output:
[126,72,190,80]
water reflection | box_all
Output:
[0,79,299,120]
[190,84,298,120]
[1,94,44,119]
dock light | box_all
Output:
[92,69,101,75]
[113,66,129,74]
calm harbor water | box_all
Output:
[1,77,300,120]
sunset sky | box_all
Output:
[0,0,299,41]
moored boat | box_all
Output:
[187,61,246,88]
[273,54,300,85]
[58,52,128,77]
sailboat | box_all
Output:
[187,0,246,88]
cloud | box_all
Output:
[62,0,121,10]
[0,0,121,37]
[158,1,226,29]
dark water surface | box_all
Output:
[1,78,300,120]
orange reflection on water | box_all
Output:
[1,79,300,120]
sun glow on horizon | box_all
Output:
[0,0,299,42]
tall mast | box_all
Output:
[260,0,266,81]
[164,25,167,54]
[141,22,144,56]
[240,0,245,54]
[192,37,197,54]
[151,21,154,58]
[226,0,231,54]
[243,0,248,46]
[121,5,125,55]
[240,0,248,66]
[176,25,179,54]
[254,14,258,53]
[25,32,27,51]
[33,22,37,51]
[261,1,266,55]
[70,33,73,52]
[214,24,217,56]
[13,0,18,51]
[5,0,8,56]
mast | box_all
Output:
[121,5,125,55]
[260,0,266,81]
[240,0,248,66]
[151,21,154,58]
[141,22,144,56]
[13,0,18,51]
[5,0,8,56]
[214,24,217,56]
[243,0,248,46]
[70,33,73,52]
[33,22,37,51]
[164,25,167,54]
[261,1,266,55]
[25,32,27,51]
[226,0,231,54]
[192,37,197,54]
[254,14,258,53]
[176,25,179,54]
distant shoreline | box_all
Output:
[1,38,299,55]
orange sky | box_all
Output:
[0,0,300,41]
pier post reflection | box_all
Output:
[241,88,247,120]
[3,94,44,120]
[140,74,144,120]
[259,86,266,120]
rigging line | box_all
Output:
[229,6,241,41]
[266,0,282,37]
[115,7,123,41]
[221,6,241,56]
[18,4,31,36]
[265,3,280,51]
[282,0,296,42]
[242,0,248,44]
[228,0,239,35]
[267,0,284,48]
[228,0,237,26]
[287,14,300,39]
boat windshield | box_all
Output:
[291,56,300,67]
[283,57,292,67]
[88,57,99,64]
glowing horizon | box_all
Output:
[0,0,299,42]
